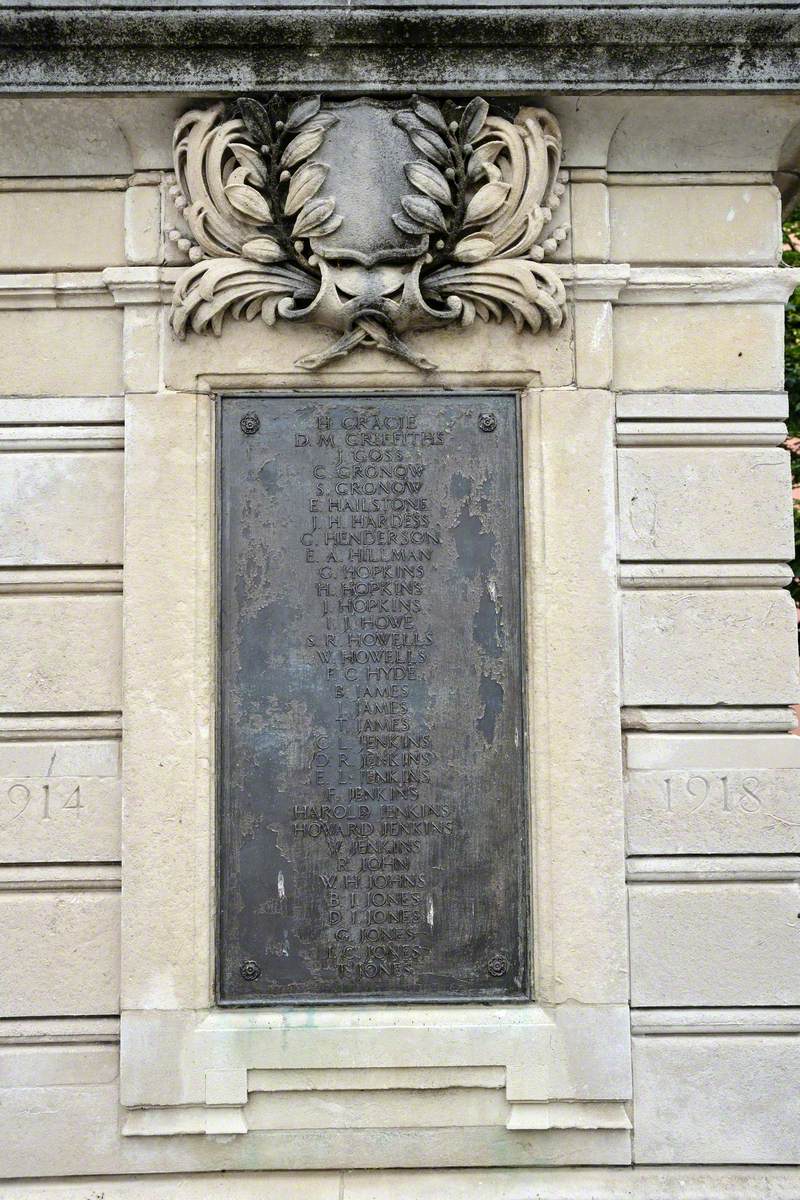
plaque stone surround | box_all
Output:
[218,391,528,1002]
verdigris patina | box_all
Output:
[169,94,568,369]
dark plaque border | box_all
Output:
[216,390,530,1006]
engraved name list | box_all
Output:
[218,392,528,1003]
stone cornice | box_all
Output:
[0,266,795,309]
[0,4,798,93]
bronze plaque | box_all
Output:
[218,391,528,1003]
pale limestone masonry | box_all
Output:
[0,13,799,1194]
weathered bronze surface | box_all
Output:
[218,391,528,1003]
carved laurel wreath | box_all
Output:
[169,94,568,370]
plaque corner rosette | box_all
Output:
[168,92,569,372]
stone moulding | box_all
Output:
[168,94,569,371]
[2,7,798,93]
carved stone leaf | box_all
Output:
[401,194,448,233]
[238,98,272,148]
[224,183,273,223]
[242,236,285,263]
[306,112,339,131]
[405,161,452,206]
[307,212,343,237]
[292,197,337,237]
[460,97,490,144]
[284,160,328,216]
[392,210,428,236]
[452,233,496,263]
[412,96,449,135]
[463,180,510,226]
[408,128,451,167]
[466,140,505,180]
[394,111,424,135]
[281,127,326,169]
[285,94,321,130]
[230,143,268,184]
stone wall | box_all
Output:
[0,90,799,1198]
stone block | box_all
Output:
[162,309,574,393]
[629,882,800,1006]
[0,595,122,712]
[0,309,122,396]
[0,1043,119,1088]
[626,733,800,770]
[0,191,125,270]
[613,305,785,392]
[0,765,120,863]
[626,770,800,852]
[571,182,610,262]
[617,447,793,561]
[633,1035,800,1162]
[610,185,781,265]
[0,450,123,565]
[125,184,161,265]
[626,735,800,853]
[0,890,119,1016]
[621,590,799,706]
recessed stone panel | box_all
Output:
[0,191,125,270]
[626,768,800,854]
[0,891,119,1016]
[614,305,785,392]
[617,447,793,561]
[0,310,122,396]
[0,596,122,712]
[0,451,123,566]
[633,1036,800,1163]
[621,590,799,706]
[629,882,800,1006]
[610,185,781,265]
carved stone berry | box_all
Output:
[240,959,261,981]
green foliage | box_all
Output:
[785,210,800,445]
[783,209,800,608]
